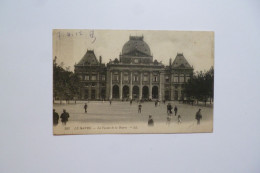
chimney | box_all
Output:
[169,58,172,66]
[99,56,102,64]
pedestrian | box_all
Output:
[169,103,173,114]
[178,115,182,124]
[84,103,88,113]
[109,99,112,105]
[53,109,59,126]
[195,109,202,125]
[163,100,166,104]
[174,106,178,116]
[154,100,157,107]
[167,103,171,114]
[130,99,132,105]
[60,109,70,125]
[138,104,142,113]
[148,115,154,126]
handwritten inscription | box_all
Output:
[56,30,96,43]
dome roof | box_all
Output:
[122,36,151,56]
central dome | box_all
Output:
[122,36,151,56]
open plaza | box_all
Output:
[53,101,213,134]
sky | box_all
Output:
[53,29,214,72]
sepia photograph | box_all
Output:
[2,1,260,172]
[53,29,214,135]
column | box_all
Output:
[130,71,133,100]
[170,73,174,100]
[139,73,142,100]
[149,72,152,99]
[119,71,122,100]
[178,88,181,100]
[159,72,162,101]
[109,72,112,100]
[88,83,91,100]
[96,73,100,99]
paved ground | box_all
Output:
[53,101,213,134]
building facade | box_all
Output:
[74,36,193,101]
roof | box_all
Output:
[76,50,99,66]
[122,36,151,56]
[172,53,192,69]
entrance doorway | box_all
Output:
[123,85,129,99]
[101,89,106,100]
[91,89,96,99]
[174,90,178,100]
[152,86,158,99]
[142,86,149,99]
[113,85,119,99]
[132,86,139,99]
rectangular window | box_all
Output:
[179,74,184,83]
[113,75,119,81]
[143,76,148,82]
[91,75,97,81]
[174,76,178,83]
[186,76,190,82]
[153,76,158,82]
[85,75,90,80]
[165,76,169,82]
[102,75,105,81]
[123,75,129,81]
[79,75,83,80]
[134,76,139,81]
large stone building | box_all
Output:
[74,36,193,101]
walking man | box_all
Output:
[167,103,171,114]
[84,103,88,113]
[168,103,173,115]
[138,104,142,113]
[174,106,178,116]
[53,109,59,126]
[60,109,70,125]
[195,109,202,125]
[148,115,154,126]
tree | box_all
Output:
[53,57,82,104]
[183,67,214,106]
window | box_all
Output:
[165,76,169,82]
[123,75,129,81]
[85,75,90,80]
[91,75,97,81]
[174,76,178,83]
[102,75,106,81]
[113,75,119,81]
[179,74,184,83]
[134,59,139,63]
[133,76,139,82]
[186,76,190,82]
[143,76,148,82]
[91,83,96,87]
[153,76,158,82]
[79,75,83,80]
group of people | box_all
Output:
[147,101,203,126]
[53,100,203,127]
[53,109,70,126]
